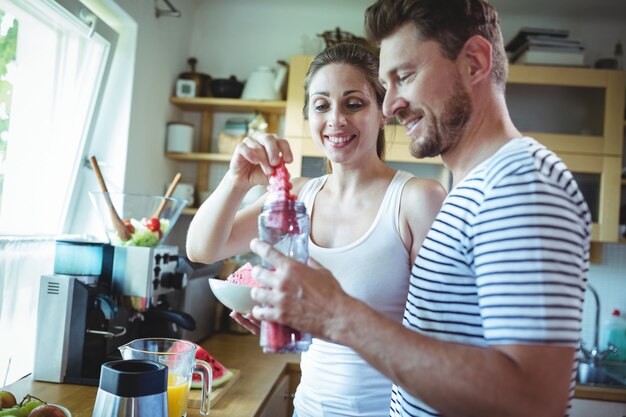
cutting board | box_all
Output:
[188,369,241,409]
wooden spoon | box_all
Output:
[89,156,132,242]
[151,172,182,219]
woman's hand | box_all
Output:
[229,311,261,335]
[229,132,293,187]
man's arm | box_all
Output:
[250,239,574,417]
[333,295,574,417]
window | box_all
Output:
[0,0,117,235]
[0,0,119,385]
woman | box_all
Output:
[186,43,446,417]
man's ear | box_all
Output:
[460,35,492,85]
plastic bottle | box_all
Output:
[258,199,311,353]
[603,308,626,361]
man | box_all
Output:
[250,0,590,416]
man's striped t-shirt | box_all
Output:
[389,137,591,417]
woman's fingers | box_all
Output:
[237,137,273,175]
[229,311,261,335]
[253,133,293,165]
[235,133,293,176]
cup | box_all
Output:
[92,360,168,417]
[119,338,212,416]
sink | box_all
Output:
[577,361,626,387]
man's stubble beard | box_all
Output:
[409,76,473,159]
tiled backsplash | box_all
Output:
[583,243,626,350]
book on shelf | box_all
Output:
[513,47,585,66]
[505,27,570,53]
[509,39,585,60]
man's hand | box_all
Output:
[249,238,349,340]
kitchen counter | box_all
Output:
[3,333,625,416]
[1,334,300,417]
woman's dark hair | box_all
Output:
[303,43,386,169]
[364,0,508,90]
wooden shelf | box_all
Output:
[507,64,622,87]
[165,152,232,162]
[182,207,198,216]
[170,96,286,114]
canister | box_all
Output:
[166,122,194,153]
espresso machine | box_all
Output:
[33,239,192,386]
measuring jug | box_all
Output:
[119,338,212,416]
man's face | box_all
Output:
[379,23,472,159]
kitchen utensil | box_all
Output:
[89,192,187,247]
[208,278,255,314]
[89,156,131,242]
[178,57,211,97]
[92,360,168,417]
[119,338,212,417]
[241,62,288,101]
[210,76,244,98]
[153,172,182,219]
[318,26,379,55]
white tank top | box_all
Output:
[294,170,414,417]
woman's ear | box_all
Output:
[460,35,492,85]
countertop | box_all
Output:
[2,333,625,417]
[1,334,300,417]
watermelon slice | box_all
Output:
[226,262,260,287]
[265,159,300,234]
[192,344,234,389]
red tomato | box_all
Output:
[145,217,161,232]
[122,219,135,234]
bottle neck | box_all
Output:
[262,200,305,213]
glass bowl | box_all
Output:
[89,192,188,247]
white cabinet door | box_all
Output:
[570,398,626,417]
[259,374,290,417]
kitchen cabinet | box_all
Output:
[167,96,287,215]
[285,55,625,242]
[258,373,290,417]
[570,398,626,417]
[506,65,625,242]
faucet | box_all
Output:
[580,284,617,367]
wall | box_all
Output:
[115,0,196,196]
[114,0,626,348]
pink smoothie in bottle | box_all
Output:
[258,160,311,353]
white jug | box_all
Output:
[242,62,288,100]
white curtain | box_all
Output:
[0,236,55,385]
[0,0,116,386]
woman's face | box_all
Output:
[307,63,383,167]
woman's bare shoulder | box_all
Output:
[403,177,447,201]
[291,176,312,195]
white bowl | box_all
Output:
[208,278,256,314]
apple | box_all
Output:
[0,391,16,408]
[28,404,68,417]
